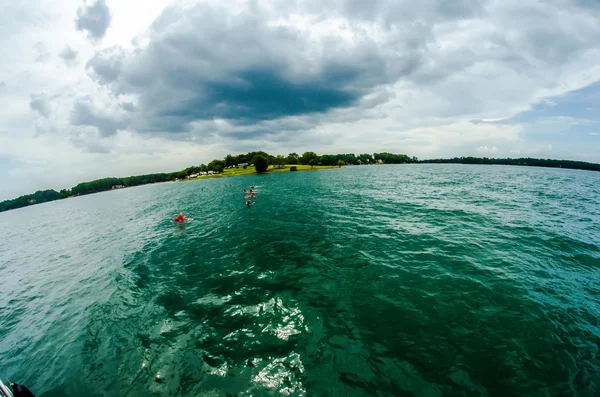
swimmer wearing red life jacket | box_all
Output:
[173,212,187,222]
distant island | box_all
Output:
[1,151,598,213]
[422,156,600,171]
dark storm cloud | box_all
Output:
[75,0,111,41]
[79,0,600,144]
[70,99,126,137]
[29,92,51,117]
[59,46,78,64]
[84,1,427,136]
[151,67,358,121]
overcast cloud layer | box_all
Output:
[1,0,600,199]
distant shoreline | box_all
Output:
[184,164,338,182]
[421,157,600,173]
[2,152,599,213]
[0,164,338,213]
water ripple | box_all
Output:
[0,166,599,396]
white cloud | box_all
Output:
[33,41,51,63]
[476,145,498,154]
[527,144,553,155]
[29,92,52,118]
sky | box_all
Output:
[1,0,600,200]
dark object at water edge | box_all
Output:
[13,384,36,397]
[0,381,36,397]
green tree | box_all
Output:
[300,151,318,165]
[274,155,286,168]
[337,159,345,167]
[0,189,62,212]
[208,159,225,171]
[254,156,268,173]
[309,158,317,168]
[287,152,299,164]
[176,170,188,180]
[358,153,374,164]
[373,152,414,164]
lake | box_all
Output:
[0,164,599,396]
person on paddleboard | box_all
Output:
[173,212,187,222]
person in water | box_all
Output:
[173,212,187,222]
[243,189,247,194]
[245,200,252,207]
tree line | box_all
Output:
[1,150,417,212]
[422,157,600,171]
[0,190,62,213]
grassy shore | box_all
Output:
[187,164,337,181]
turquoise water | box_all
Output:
[0,164,599,396]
